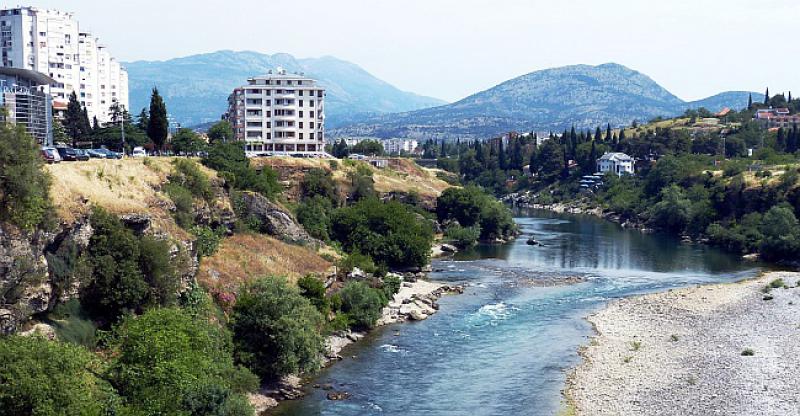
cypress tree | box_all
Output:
[589,139,597,174]
[63,91,86,146]
[777,128,786,151]
[92,116,99,131]
[788,125,799,153]
[606,123,612,142]
[764,87,770,105]
[747,93,753,110]
[137,108,149,130]
[498,139,507,170]
[788,91,793,103]
[594,127,602,143]
[146,87,169,153]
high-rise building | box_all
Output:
[225,68,326,156]
[0,6,128,125]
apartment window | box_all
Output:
[297,80,303,86]
[276,80,281,85]
[310,111,314,118]
[265,100,270,106]
[309,133,315,140]
[298,90,303,96]
[266,122,271,128]
[299,133,304,139]
[265,89,271,95]
[310,122,315,129]
[309,100,314,106]
[299,111,303,118]
[299,100,303,107]
[299,122,303,129]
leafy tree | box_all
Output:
[332,139,349,158]
[109,308,257,416]
[348,166,376,201]
[171,128,207,155]
[208,120,234,143]
[231,277,324,381]
[0,336,119,416]
[331,198,434,269]
[534,139,565,181]
[136,107,149,130]
[296,195,334,241]
[338,281,385,330]
[146,87,169,152]
[351,139,384,156]
[649,185,691,231]
[436,186,516,240]
[0,121,53,230]
[759,204,800,261]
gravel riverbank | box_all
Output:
[566,271,800,416]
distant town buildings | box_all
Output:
[0,67,53,144]
[225,68,326,156]
[596,152,634,176]
[382,138,418,155]
[0,6,128,124]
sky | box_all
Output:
[22,0,800,103]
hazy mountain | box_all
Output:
[687,91,760,113]
[124,50,446,127]
[330,63,763,140]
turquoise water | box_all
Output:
[274,210,762,416]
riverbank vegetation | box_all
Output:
[430,95,800,263]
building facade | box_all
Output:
[0,7,127,124]
[0,67,54,145]
[596,152,634,176]
[382,138,418,155]
[225,69,326,156]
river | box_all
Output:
[274,209,763,416]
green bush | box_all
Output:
[109,307,256,416]
[445,223,481,248]
[164,182,196,228]
[381,274,402,300]
[138,235,179,307]
[171,158,213,200]
[193,225,224,258]
[45,299,98,348]
[231,277,324,381]
[338,281,385,330]
[759,204,800,261]
[203,142,280,199]
[0,121,54,230]
[331,198,433,269]
[301,168,337,202]
[0,335,120,415]
[298,274,329,315]
[337,252,377,275]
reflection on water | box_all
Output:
[273,209,764,416]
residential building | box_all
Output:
[754,108,800,129]
[382,138,418,155]
[596,152,634,176]
[0,67,54,145]
[225,68,326,156]
[0,7,128,124]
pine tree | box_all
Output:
[146,87,169,152]
[81,108,92,140]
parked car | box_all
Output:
[131,147,147,158]
[40,147,60,164]
[74,149,90,161]
[87,149,106,158]
[56,147,79,161]
[89,148,123,159]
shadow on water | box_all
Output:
[273,209,766,416]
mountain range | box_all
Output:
[125,53,761,138]
[124,50,446,128]
[328,63,762,140]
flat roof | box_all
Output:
[0,67,55,85]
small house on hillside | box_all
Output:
[596,152,634,176]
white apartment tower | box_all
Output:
[0,7,128,124]
[226,69,326,156]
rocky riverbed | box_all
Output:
[566,271,800,416]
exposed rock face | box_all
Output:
[237,192,321,247]
[0,224,51,334]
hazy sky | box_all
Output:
[25,0,800,102]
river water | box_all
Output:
[274,209,763,416]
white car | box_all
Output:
[131,147,147,158]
